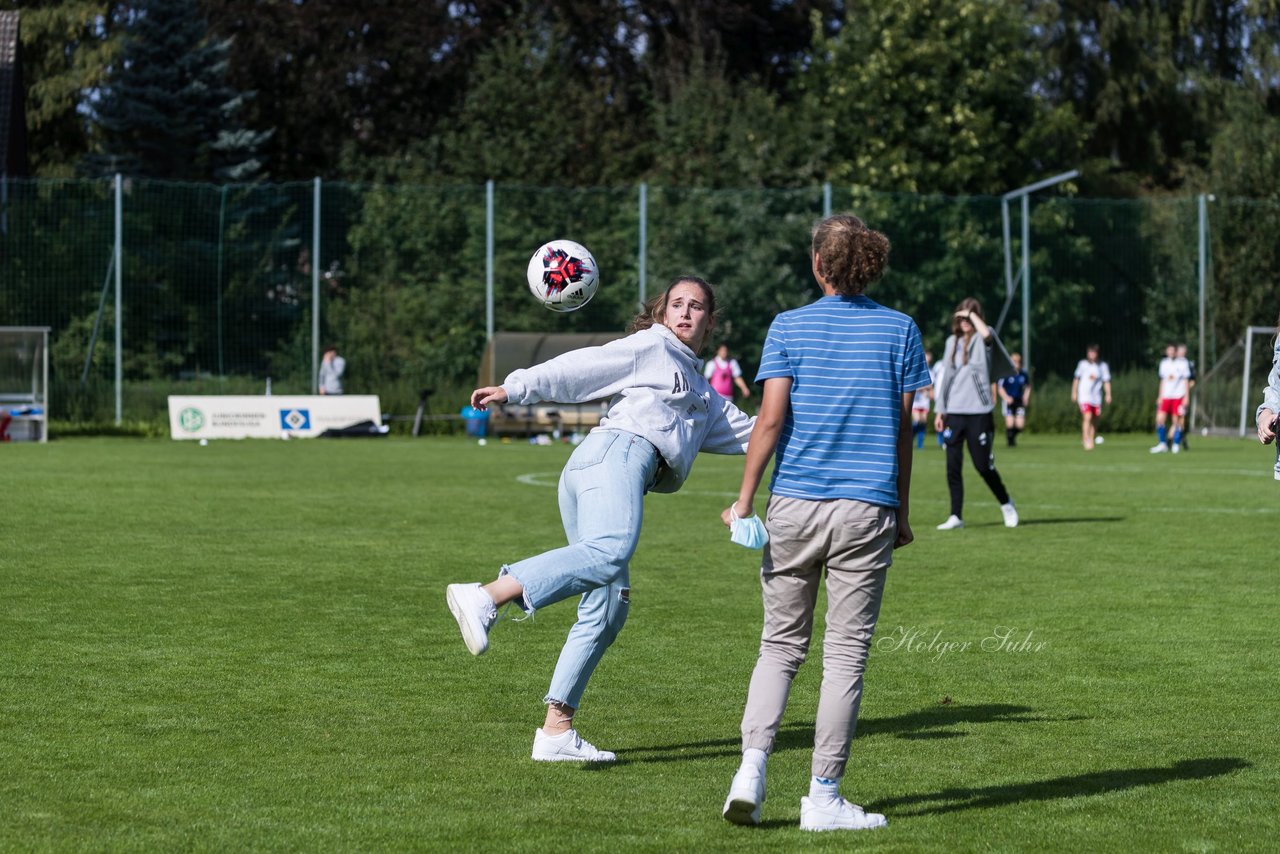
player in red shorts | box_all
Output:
[1071,344,1111,451]
[1150,343,1191,454]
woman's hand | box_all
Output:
[1258,409,1277,444]
[470,386,508,409]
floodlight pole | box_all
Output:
[1002,169,1079,375]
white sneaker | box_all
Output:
[936,515,964,530]
[531,727,616,763]
[446,582,498,656]
[1150,443,1168,454]
[723,764,766,825]
[799,796,887,831]
[1001,501,1019,528]
[1172,443,1181,454]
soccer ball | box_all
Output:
[527,239,599,312]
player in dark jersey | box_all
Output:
[998,352,1031,447]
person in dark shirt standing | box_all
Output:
[998,352,1031,447]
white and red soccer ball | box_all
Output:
[527,239,600,312]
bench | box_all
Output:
[0,394,47,443]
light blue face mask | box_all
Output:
[729,507,769,550]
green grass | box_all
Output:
[1,433,1277,851]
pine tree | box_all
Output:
[85,0,269,180]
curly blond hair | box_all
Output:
[811,215,890,295]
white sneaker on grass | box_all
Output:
[1172,443,1181,454]
[799,796,887,831]
[446,582,498,656]
[936,515,964,530]
[1150,443,1168,454]
[531,728,616,763]
[722,764,766,825]
[1001,501,1019,528]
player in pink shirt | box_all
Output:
[704,344,753,401]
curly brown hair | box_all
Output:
[627,275,718,352]
[811,215,890,295]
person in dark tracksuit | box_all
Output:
[932,298,1018,530]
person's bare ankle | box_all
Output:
[543,701,575,735]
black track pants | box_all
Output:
[943,412,1010,518]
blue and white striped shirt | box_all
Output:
[757,295,930,507]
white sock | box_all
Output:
[809,775,841,804]
[742,747,767,774]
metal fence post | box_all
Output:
[1197,194,1208,381]
[822,182,832,218]
[312,177,321,391]
[114,174,123,425]
[217,184,227,378]
[638,182,647,308]
[1021,194,1030,372]
[486,180,495,385]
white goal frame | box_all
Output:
[1240,325,1275,437]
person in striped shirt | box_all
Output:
[719,214,930,833]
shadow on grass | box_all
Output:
[869,757,1250,816]
[618,703,1069,764]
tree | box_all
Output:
[11,1,121,177]
[1031,0,1280,191]
[797,0,1085,195]
[1207,90,1280,338]
[84,0,268,181]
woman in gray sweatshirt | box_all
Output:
[447,276,755,763]
[933,298,1018,530]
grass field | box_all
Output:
[2,433,1277,851]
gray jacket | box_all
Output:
[936,333,1015,416]
[319,356,345,395]
[1257,341,1280,422]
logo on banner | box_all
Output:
[280,409,311,431]
[178,407,204,433]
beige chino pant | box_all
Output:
[740,495,896,780]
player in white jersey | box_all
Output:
[929,355,945,447]
[1176,343,1195,450]
[1071,344,1112,451]
[911,350,934,449]
[1151,343,1191,454]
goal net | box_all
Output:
[1192,325,1275,437]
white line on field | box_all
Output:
[1011,461,1272,477]
[515,473,1279,514]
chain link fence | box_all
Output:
[2,177,1275,432]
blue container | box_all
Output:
[461,405,490,438]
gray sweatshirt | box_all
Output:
[935,333,1014,416]
[1257,340,1280,422]
[319,356,345,395]
[502,324,754,493]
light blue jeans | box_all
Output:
[502,429,660,709]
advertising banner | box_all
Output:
[168,395,382,440]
